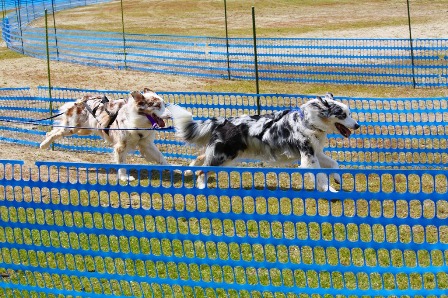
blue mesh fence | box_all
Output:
[1,87,448,296]
[0,160,448,297]
[0,86,447,169]
[2,0,448,87]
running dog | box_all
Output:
[40,88,171,180]
[168,93,360,190]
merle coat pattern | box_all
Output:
[168,93,360,190]
[40,88,171,181]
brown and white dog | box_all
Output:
[40,88,171,180]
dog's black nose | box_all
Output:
[354,123,360,130]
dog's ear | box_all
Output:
[325,93,334,101]
[143,88,153,93]
[131,91,143,100]
[318,96,330,108]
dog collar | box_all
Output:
[146,114,160,128]
[290,108,304,119]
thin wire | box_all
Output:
[0,118,174,131]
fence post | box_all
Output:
[120,0,127,70]
[252,6,260,115]
[2,15,10,44]
[45,9,54,150]
[406,0,416,88]
[223,0,231,80]
[1,0,5,19]
[24,0,29,23]
[31,0,36,20]
[50,0,59,60]
[15,0,24,54]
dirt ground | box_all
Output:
[1,0,448,167]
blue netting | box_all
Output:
[0,160,448,298]
[2,0,448,87]
[1,87,448,296]
[1,86,447,169]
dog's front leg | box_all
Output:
[300,154,330,192]
[114,143,134,181]
[138,142,168,165]
[316,151,341,185]
[40,127,73,149]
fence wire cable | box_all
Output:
[0,118,175,131]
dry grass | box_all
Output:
[30,0,448,38]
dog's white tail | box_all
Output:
[167,104,213,146]
[167,104,193,124]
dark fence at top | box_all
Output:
[1,0,448,87]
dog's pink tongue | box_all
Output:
[146,114,165,128]
[335,123,351,138]
[156,117,166,128]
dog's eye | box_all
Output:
[337,113,347,120]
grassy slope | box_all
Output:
[24,0,448,97]
[33,0,445,37]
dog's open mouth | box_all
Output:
[335,123,351,138]
[146,114,166,128]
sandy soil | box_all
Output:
[0,41,208,91]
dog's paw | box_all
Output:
[329,186,339,193]
[196,175,206,189]
[332,173,341,185]
[119,175,135,182]
[39,140,50,149]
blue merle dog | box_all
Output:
[168,93,359,191]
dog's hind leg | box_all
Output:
[189,154,205,167]
[195,148,216,189]
[183,154,205,176]
[195,144,235,189]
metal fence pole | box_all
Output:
[120,0,127,70]
[24,0,29,23]
[252,6,260,115]
[406,0,416,88]
[1,0,5,19]
[15,0,24,53]
[45,9,54,150]
[50,0,59,60]
[31,0,36,20]
[223,0,231,80]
